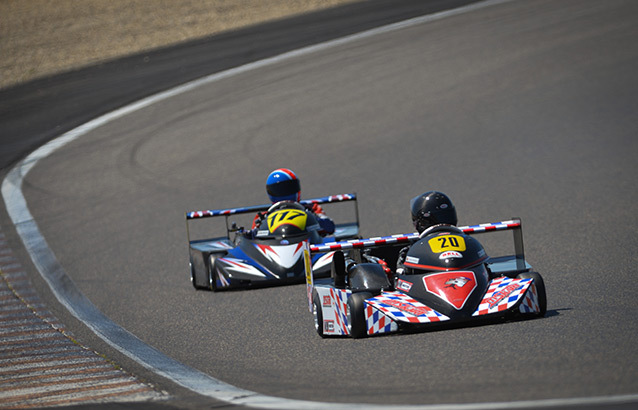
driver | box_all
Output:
[395,191,457,274]
[252,168,335,235]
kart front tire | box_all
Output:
[347,292,372,338]
[313,292,325,338]
[517,271,547,317]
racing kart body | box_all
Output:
[186,194,359,291]
[305,218,547,338]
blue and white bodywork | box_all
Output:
[186,194,359,291]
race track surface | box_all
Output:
[2,0,637,408]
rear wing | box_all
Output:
[185,193,359,242]
[312,219,522,257]
[304,219,525,312]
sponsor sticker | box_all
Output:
[323,295,332,307]
[405,256,419,264]
[382,299,431,316]
[439,251,463,260]
[423,271,477,310]
[324,320,335,332]
[397,279,413,292]
[303,242,313,312]
[486,283,522,308]
[445,276,471,289]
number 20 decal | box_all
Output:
[428,235,466,253]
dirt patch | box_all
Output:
[1,0,359,89]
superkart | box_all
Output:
[304,218,547,338]
[186,194,359,291]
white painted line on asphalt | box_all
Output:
[3,0,638,408]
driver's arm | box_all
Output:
[395,246,409,275]
[251,211,266,229]
[305,203,335,235]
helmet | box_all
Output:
[266,168,301,203]
[410,191,457,233]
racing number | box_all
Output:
[428,235,466,253]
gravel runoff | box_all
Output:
[1,0,359,90]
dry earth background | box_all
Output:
[1,0,359,90]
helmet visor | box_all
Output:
[266,179,300,198]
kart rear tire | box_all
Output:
[347,292,372,338]
[517,271,546,317]
[313,292,325,338]
[190,261,197,289]
[190,259,207,290]
[207,255,218,291]
[332,250,347,289]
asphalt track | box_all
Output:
[1,0,637,409]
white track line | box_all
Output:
[3,0,637,408]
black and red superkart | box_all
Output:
[304,218,546,338]
[186,194,359,291]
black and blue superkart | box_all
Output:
[186,194,359,291]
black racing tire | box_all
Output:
[190,258,209,290]
[189,260,200,290]
[517,271,547,317]
[207,255,218,292]
[332,250,346,289]
[313,292,325,338]
[347,292,372,338]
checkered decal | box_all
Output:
[364,304,398,335]
[366,292,449,324]
[519,282,540,314]
[329,288,350,334]
[473,277,533,316]
[314,286,351,336]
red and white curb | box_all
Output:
[0,231,167,409]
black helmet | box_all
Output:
[410,191,457,233]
